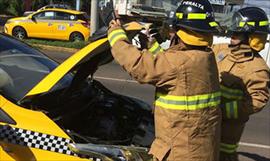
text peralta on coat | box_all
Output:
[213,43,270,160]
[108,26,221,161]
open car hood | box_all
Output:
[20,22,147,102]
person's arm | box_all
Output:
[244,69,270,114]
[220,69,269,120]
[108,20,177,89]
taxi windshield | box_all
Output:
[0,34,72,102]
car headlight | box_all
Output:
[5,20,11,25]
[68,143,150,161]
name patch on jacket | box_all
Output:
[217,53,225,62]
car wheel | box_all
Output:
[12,26,27,40]
[70,32,84,42]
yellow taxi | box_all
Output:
[0,21,154,160]
[4,8,90,41]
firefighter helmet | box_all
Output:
[173,0,219,33]
[230,7,270,34]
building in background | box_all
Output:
[112,0,246,16]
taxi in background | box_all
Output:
[4,8,90,41]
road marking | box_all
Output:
[239,142,270,149]
[96,76,270,150]
[95,76,138,83]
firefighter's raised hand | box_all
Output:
[109,19,122,29]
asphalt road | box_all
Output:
[43,49,270,161]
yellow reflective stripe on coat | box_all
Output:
[108,29,128,46]
[149,41,164,54]
[220,85,243,100]
[155,92,221,110]
[220,143,238,154]
[225,101,238,119]
[259,21,269,26]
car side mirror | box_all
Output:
[31,16,36,22]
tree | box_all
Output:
[0,0,10,15]
[32,0,50,10]
[0,0,24,16]
[7,0,25,16]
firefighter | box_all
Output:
[212,7,270,161]
[108,0,221,160]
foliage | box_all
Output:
[0,0,24,16]
[0,0,90,16]
[0,0,9,15]
[25,39,89,49]
[31,0,50,10]
[7,0,24,16]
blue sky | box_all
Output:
[244,0,270,15]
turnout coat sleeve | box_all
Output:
[108,26,177,89]
[213,43,270,116]
[243,69,270,114]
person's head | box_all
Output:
[172,0,220,47]
[229,7,269,51]
[230,32,248,46]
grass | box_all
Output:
[24,39,90,49]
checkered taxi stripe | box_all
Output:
[0,125,77,156]
[0,125,104,160]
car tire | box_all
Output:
[69,32,84,42]
[12,26,27,40]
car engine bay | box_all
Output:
[24,78,155,148]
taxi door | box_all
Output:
[51,12,73,40]
[0,96,88,161]
[28,11,55,39]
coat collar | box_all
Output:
[228,44,254,62]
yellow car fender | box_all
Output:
[0,96,89,160]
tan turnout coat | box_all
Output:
[212,43,270,157]
[108,27,221,161]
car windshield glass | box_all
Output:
[0,34,72,102]
[77,13,89,21]
[55,11,71,20]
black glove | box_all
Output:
[138,29,149,50]
[149,28,164,44]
